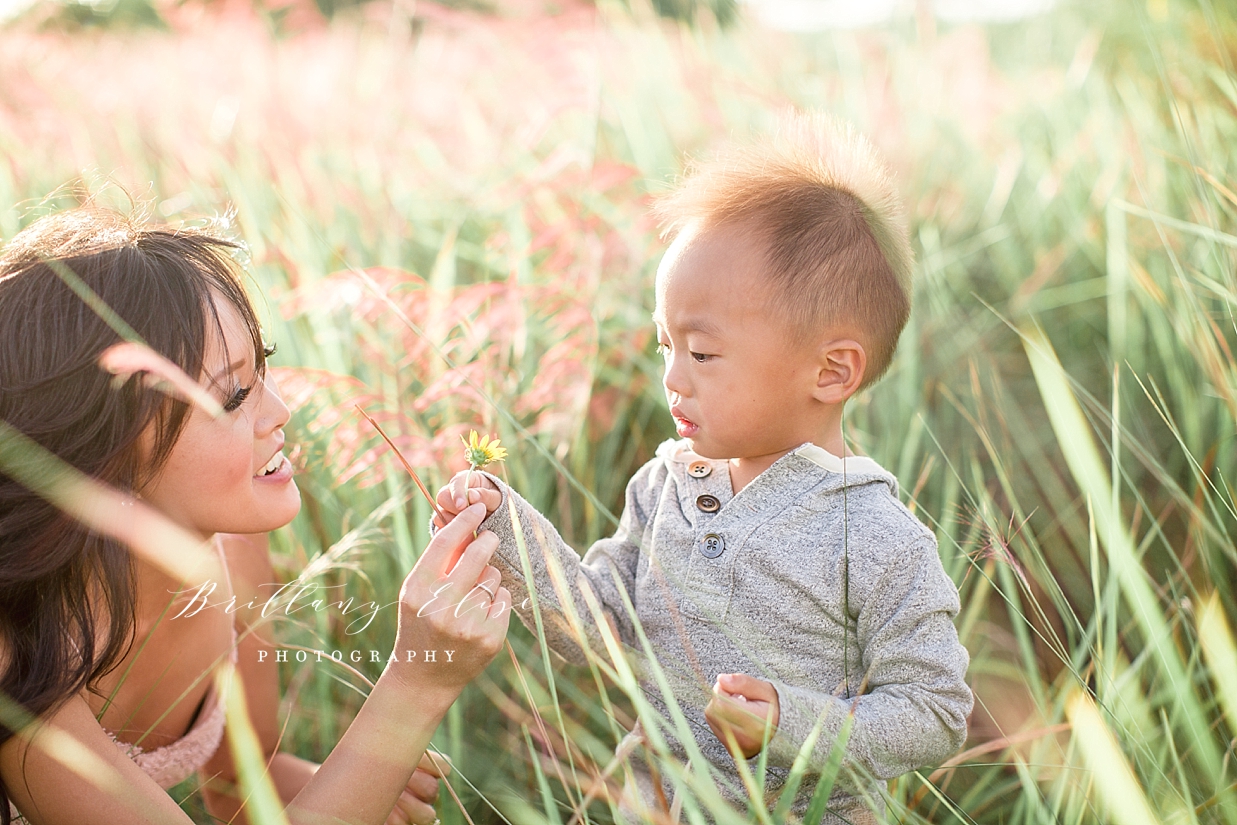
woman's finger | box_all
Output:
[476,564,501,594]
[419,749,452,778]
[443,529,499,585]
[414,502,486,573]
[488,585,514,621]
[406,767,441,803]
[390,788,437,825]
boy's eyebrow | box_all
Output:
[650,313,721,337]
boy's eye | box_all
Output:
[691,352,713,363]
[655,342,670,356]
[223,385,253,413]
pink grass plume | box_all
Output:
[99,342,224,418]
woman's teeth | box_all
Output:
[258,452,284,476]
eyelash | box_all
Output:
[223,386,252,413]
[220,343,276,413]
[655,342,711,363]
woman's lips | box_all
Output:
[254,453,293,484]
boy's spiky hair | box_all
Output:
[653,112,915,388]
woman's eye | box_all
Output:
[223,386,253,413]
[263,341,278,359]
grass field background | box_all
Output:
[2,0,1236,821]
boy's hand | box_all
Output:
[434,471,502,528]
[704,673,780,760]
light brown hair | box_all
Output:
[653,112,915,388]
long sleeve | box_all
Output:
[477,461,661,665]
[762,537,972,786]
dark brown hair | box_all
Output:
[0,206,268,819]
[654,112,915,388]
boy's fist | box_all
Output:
[435,471,502,528]
[704,673,780,760]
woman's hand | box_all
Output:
[384,751,451,825]
[434,471,502,528]
[258,751,449,825]
[389,502,510,696]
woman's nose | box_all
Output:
[257,372,291,435]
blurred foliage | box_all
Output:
[10,0,736,30]
[3,0,1237,822]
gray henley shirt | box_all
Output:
[478,439,972,822]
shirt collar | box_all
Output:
[659,438,889,478]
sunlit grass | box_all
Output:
[1,0,1236,822]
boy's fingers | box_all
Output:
[466,487,502,511]
[710,693,772,728]
[717,673,777,703]
[449,473,470,509]
[436,485,460,516]
[705,705,759,756]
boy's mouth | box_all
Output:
[670,407,699,438]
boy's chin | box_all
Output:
[685,438,727,460]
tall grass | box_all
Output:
[1,0,1235,821]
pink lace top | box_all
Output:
[105,535,240,788]
[8,539,240,821]
[102,616,239,789]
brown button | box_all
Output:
[700,533,725,558]
[696,494,720,513]
[688,461,712,479]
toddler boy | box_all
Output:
[436,113,972,823]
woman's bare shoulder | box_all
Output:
[0,693,191,824]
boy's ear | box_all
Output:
[813,339,866,404]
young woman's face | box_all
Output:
[140,294,301,537]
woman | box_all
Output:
[0,206,510,824]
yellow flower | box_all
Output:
[461,430,508,470]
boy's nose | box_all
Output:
[663,351,692,398]
[662,360,688,397]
